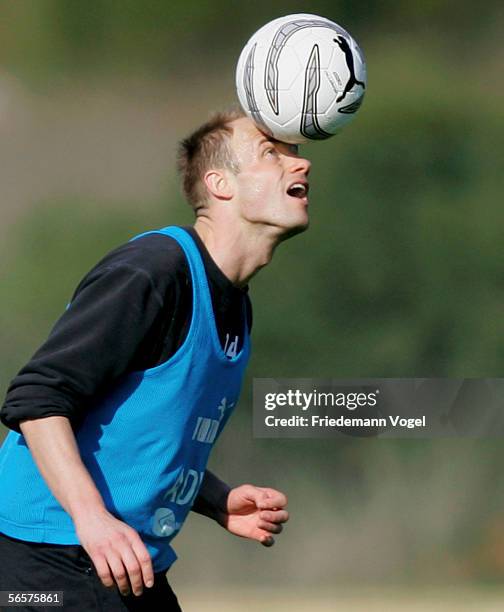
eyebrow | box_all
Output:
[257,135,273,146]
[257,136,299,154]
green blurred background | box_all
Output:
[1,1,503,609]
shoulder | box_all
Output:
[105,232,188,275]
[74,231,191,302]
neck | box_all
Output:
[193,216,279,288]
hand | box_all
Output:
[220,484,289,547]
[74,508,154,597]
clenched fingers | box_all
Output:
[259,509,289,524]
[260,534,275,547]
[258,520,283,535]
[257,488,288,510]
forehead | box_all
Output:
[229,117,265,145]
[228,117,299,155]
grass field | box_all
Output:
[177,588,504,611]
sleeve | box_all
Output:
[0,263,166,433]
[245,294,253,333]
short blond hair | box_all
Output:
[177,107,247,212]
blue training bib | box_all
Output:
[0,226,251,571]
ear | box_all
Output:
[203,170,234,202]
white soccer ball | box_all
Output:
[236,14,367,144]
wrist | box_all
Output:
[192,470,231,524]
[214,486,231,527]
[69,493,108,526]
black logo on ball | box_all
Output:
[333,36,366,103]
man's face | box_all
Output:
[227,117,312,238]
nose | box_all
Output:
[289,155,311,177]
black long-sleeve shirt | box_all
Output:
[1,226,252,433]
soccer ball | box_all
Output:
[236,14,367,144]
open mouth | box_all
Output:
[286,182,309,199]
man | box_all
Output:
[0,108,311,610]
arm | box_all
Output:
[1,237,186,592]
[19,416,154,596]
[192,470,289,547]
[1,243,176,433]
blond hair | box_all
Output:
[177,107,247,212]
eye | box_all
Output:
[264,146,278,158]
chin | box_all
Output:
[278,217,310,242]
